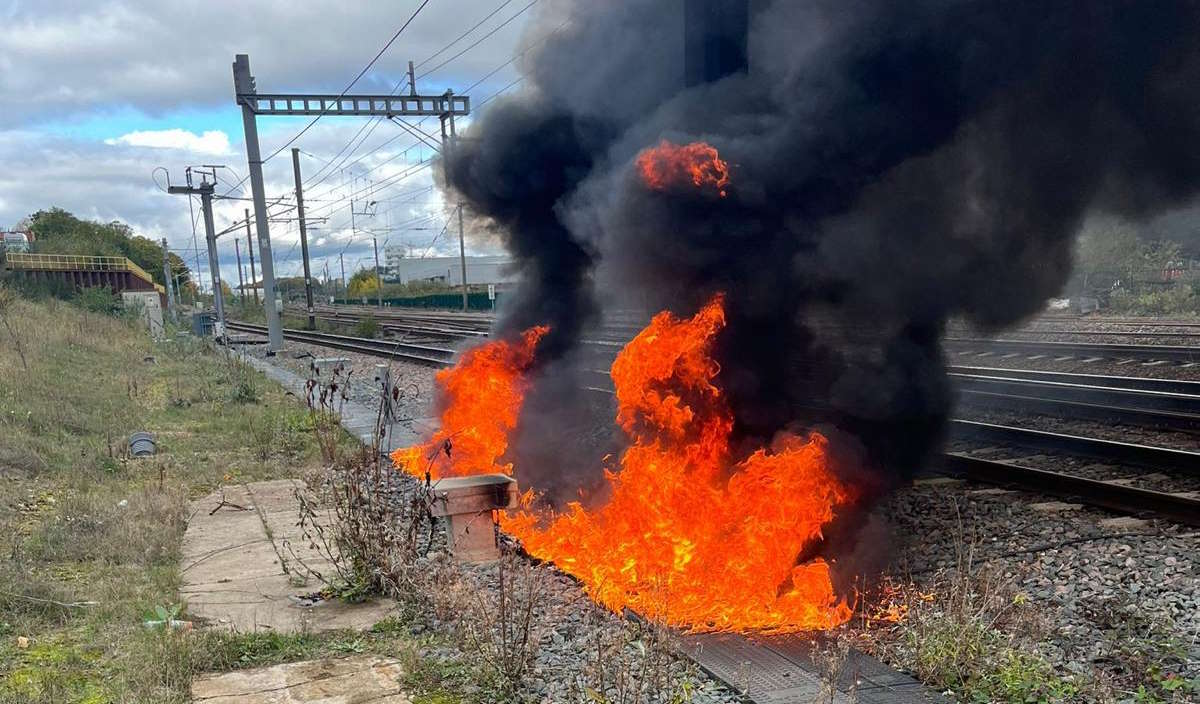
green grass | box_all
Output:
[0,290,487,703]
[0,292,328,702]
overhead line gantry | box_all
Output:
[232,54,470,349]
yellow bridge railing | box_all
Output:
[5,252,158,288]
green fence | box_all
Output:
[335,292,496,311]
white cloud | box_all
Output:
[105,128,230,155]
[0,1,535,128]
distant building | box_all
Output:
[1,231,30,253]
[383,250,517,287]
[383,245,407,278]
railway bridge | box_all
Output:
[3,252,166,304]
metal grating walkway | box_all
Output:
[684,632,945,704]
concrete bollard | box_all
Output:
[429,474,519,562]
[310,357,350,376]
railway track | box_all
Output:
[226,321,456,366]
[951,372,1200,431]
[938,453,1200,527]
[947,364,1200,393]
[304,305,1200,363]
[980,329,1200,341]
[1033,315,1200,329]
[945,336,1200,363]
[232,319,1200,526]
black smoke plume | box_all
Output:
[442,0,1200,502]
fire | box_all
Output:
[394,296,854,633]
[391,325,546,479]
[636,140,730,197]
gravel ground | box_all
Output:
[243,338,440,421]
[1003,316,1200,333]
[954,405,1200,452]
[862,478,1200,690]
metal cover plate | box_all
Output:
[684,632,945,704]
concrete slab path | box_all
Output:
[191,655,410,703]
[181,478,395,633]
[184,356,419,702]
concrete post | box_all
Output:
[233,54,283,352]
[372,236,383,309]
[161,237,178,323]
[234,237,245,307]
[244,209,259,304]
[199,190,226,338]
[457,203,468,311]
[291,148,317,328]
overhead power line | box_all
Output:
[220,0,434,199]
[261,0,435,165]
[417,0,538,81]
[246,3,560,246]
[414,0,518,70]
[297,18,566,212]
[478,75,525,108]
[300,0,523,195]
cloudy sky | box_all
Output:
[0,0,539,291]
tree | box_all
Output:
[123,235,170,281]
[27,208,191,287]
[275,276,327,301]
[177,278,199,304]
[346,268,380,298]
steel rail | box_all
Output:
[305,314,487,341]
[952,372,1200,410]
[940,453,1200,527]
[305,306,1200,360]
[984,329,1200,341]
[583,366,1200,431]
[305,307,640,345]
[947,365,1200,395]
[587,365,1200,429]
[949,419,1200,475]
[226,321,454,366]
[252,321,1200,432]
[945,336,1200,362]
[951,374,1200,430]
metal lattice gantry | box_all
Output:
[231,53,470,351]
[245,92,469,118]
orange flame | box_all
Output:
[393,297,853,632]
[391,325,547,479]
[636,140,730,197]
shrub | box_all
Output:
[0,273,76,301]
[1109,282,1199,315]
[354,315,379,339]
[75,287,123,315]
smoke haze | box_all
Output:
[441,0,1200,503]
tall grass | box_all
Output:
[0,287,325,703]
